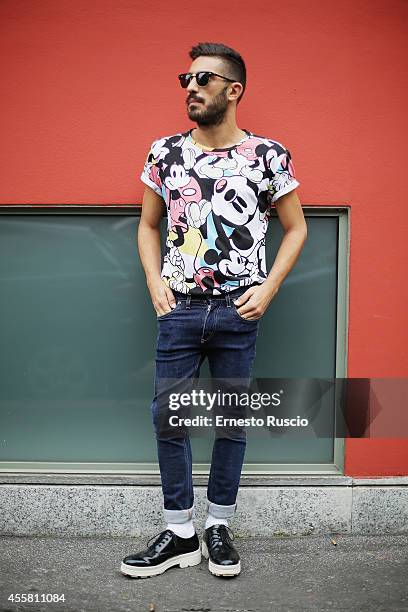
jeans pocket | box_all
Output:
[232,302,261,323]
[156,299,182,319]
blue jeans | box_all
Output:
[151,286,260,524]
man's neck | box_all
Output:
[191,121,247,149]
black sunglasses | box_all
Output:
[178,71,236,88]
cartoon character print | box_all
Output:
[202,202,267,291]
[160,144,212,247]
[198,171,271,292]
[212,176,258,225]
[265,146,297,202]
[194,138,267,184]
[141,131,299,295]
[193,267,221,292]
[234,138,267,183]
[195,151,237,180]
[185,139,273,293]
[146,135,184,192]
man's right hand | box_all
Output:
[149,280,177,317]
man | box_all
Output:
[121,42,307,579]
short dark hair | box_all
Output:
[189,42,246,104]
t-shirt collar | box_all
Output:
[186,128,252,152]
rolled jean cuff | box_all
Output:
[206,498,237,519]
[163,504,195,523]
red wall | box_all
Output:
[0,0,406,475]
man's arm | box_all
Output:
[234,188,307,319]
[137,185,177,316]
[263,188,307,292]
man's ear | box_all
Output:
[228,82,244,103]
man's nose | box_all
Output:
[187,76,199,93]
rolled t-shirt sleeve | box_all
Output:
[140,140,163,197]
[266,145,300,204]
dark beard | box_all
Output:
[187,86,229,127]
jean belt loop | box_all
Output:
[225,293,231,308]
[186,295,191,309]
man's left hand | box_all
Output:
[233,284,279,321]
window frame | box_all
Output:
[0,204,350,482]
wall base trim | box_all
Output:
[1,477,407,537]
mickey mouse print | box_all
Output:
[140,129,300,296]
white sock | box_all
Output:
[205,514,228,530]
[166,520,195,539]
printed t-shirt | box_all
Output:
[140,128,300,296]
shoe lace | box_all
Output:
[146,529,176,551]
[210,524,235,549]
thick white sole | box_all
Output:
[120,548,201,578]
[201,540,241,577]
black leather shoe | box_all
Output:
[121,529,201,578]
[202,524,241,577]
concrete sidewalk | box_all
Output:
[0,534,407,612]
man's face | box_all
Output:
[185,57,234,127]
